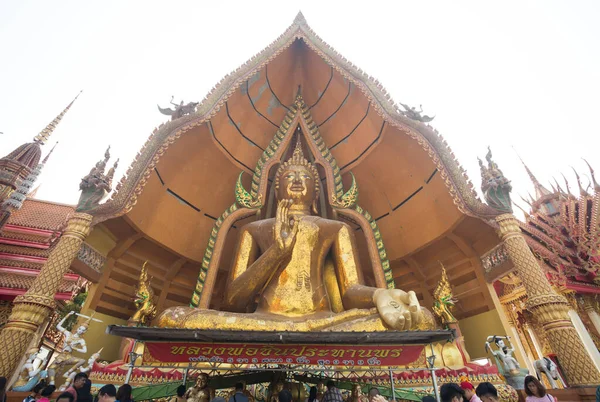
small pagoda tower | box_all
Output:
[0,92,80,201]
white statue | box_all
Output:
[47,312,102,385]
[12,348,48,392]
[533,357,564,389]
[485,335,521,375]
[59,348,103,391]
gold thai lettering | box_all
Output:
[390,348,403,358]
[213,347,226,355]
[186,347,202,355]
[246,347,258,356]
[373,349,389,358]
[227,347,244,356]
[358,349,373,358]
[171,346,187,355]
[200,346,213,355]
[260,346,276,356]
[331,349,345,358]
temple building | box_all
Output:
[1,12,599,401]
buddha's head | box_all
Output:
[275,139,319,212]
[196,373,209,388]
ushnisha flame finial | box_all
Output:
[34,91,82,145]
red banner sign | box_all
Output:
[143,342,425,367]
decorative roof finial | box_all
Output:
[34,91,82,145]
[478,147,513,214]
[42,142,59,164]
[561,173,573,196]
[294,11,307,26]
[583,159,600,192]
[513,147,552,199]
[571,167,589,197]
[514,202,531,219]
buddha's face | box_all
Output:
[277,165,315,205]
[197,374,208,388]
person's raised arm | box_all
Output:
[56,311,75,333]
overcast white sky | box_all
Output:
[1,1,599,215]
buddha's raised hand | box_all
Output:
[373,288,422,330]
[274,199,299,255]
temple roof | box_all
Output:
[81,13,502,320]
[8,198,74,231]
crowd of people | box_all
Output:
[5,374,600,402]
[438,376,557,402]
[0,373,135,402]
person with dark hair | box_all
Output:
[367,388,379,402]
[57,393,75,402]
[321,381,343,402]
[77,380,93,402]
[460,382,481,402]
[39,385,57,402]
[170,385,187,402]
[117,384,134,402]
[422,397,436,402]
[24,381,47,402]
[306,386,318,402]
[65,372,88,402]
[278,384,292,402]
[474,383,498,402]
[0,377,7,402]
[97,384,117,402]
[524,375,555,402]
[440,383,466,402]
[229,383,248,402]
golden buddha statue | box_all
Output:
[185,373,214,402]
[157,140,431,331]
[348,384,368,402]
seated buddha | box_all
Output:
[156,141,433,331]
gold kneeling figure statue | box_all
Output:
[157,142,433,331]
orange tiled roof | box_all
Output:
[8,199,74,231]
[0,272,77,293]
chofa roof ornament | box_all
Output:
[479,147,513,214]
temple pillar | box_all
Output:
[567,309,600,371]
[495,213,600,386]
[0,212,92,378]
[582,298,600,335]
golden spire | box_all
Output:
[34,91,82,145]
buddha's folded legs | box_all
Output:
[155,306,435,331]
[156,307,380,331]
